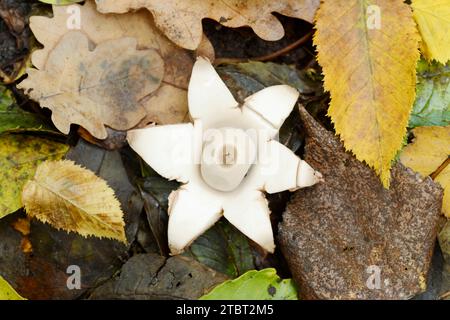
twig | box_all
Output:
[213,30,314,66]
[431,157,450,180]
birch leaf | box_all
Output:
[0,135,68,219]
[0,276,25,300]
[95,0,320,50]
[400,126,450,216]
[314,0,420,187]
[22,160,126,243]
[412,0,450,64]
[19,31,164,139]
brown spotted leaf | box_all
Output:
[23,1,213,135]
[22,160,126,243]
[314,0,420,187]
[95,0,320,50]
[19,31,164,139]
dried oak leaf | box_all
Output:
[400,126,450,217]
[22,1,213,136]
[22,160,126,243]
[314,0,420,187]
[95,0,320,50]
[278,107,443,299]
[19,31,164,139]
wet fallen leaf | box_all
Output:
[22,160,126,242]
[0,85,54,134]
[89,254,228,299]
[200,268,297,300]
[0,275,25,300]
[19,31,164,139]
[409,59,450,128]
[26,1,213,131]
[278,107,443,299]
[400,126,450,217]
[314,0,420,187]
[186,220,255,278]
[412,0,450,64]
[95,0,320,50]
[0,134,68,218]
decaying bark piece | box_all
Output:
[278,107,443,299]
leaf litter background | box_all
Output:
[0,0,449,300]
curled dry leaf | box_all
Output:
[21,0,212,137]
[95,0,320,50]
[400,126,450,217]
[20,31,164,139]
[22,160,126,243]
[314,0,420,187]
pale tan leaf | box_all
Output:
[19,31,164,139]
[95,0,320,50]
[314,0,420,187]
[23,0,211,135]
[22,160,126,242]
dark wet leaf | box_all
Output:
[0,140,143,299]
[438,221,450,299]
[88,253,228,300]
[185,220,255,278]
[278,107,443,299]
[0,85,53,134]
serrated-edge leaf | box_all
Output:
[314,0,420,187]
[412,0,450,64]
[22,160,126,243]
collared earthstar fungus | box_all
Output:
[127,57,322,255]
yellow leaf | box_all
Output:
[412,0,450,64]
[95,0,320,50]
[22,160,126,242]
[400,126,450,216]
[0,134,68,218]
[0,276,25,300]
[314,0,420,188]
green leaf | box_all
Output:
[0,276,25,300]
[200,268,298,300]
[37,0,84,5]
[409,59,450,128]
[186,220,255,277]
[0,85,54,134]
[0,134,68,218]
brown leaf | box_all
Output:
[22,1,213,136]
[278,107,443,299]
[89,253,228,299]
[95,0,320,50]
[19,32,164,139]
[22,160,126,243]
